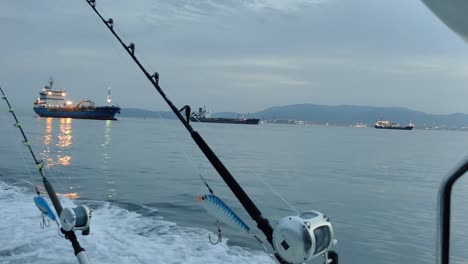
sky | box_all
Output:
[1,0,468,114]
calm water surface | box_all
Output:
[0,113,467,264]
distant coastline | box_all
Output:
[119,104,468,130]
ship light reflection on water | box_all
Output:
[44,117,53,144]
[58,118,72,148]
[42,117,73,166]
[35,185,80,199]
[57,118,72,166]
[39,117,79,199]
[43,117,54,167]
[61,190,80,199]
[57,156,71,166]
[102,120,117,199]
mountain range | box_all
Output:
[120,104,468,128]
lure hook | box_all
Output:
[209,220,222,245]
[40,213,50,229]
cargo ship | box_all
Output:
[374,120,414,130]
[33,80,121,120]
[190,106,260,125]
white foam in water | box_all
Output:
[0,182,273,264]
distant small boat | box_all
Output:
[190,106,260,125]
[374,120,414,130]
[353,123,367,128]
[33,79,121,120]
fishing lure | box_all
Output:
[198,194,250,233]
[1,87,90,264]
[34,196,56,223]
[199,194,255,245]
[32,184,62,231]
[84,1,338,263]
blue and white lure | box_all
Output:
[198,194,252,245]
[34,196,57,225]
[33,186,58,229]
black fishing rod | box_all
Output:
[0,87,91,264]
[83,0,274,246]
[83,1,338,263]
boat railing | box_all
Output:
[438,156,468,264]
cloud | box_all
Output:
[103,0,329,26]
[2,0,468,114]
[0,15,27,25]
[199,57,300,70]
[361,56,468,80]
[225,72,312,88]
[244,0,327,12]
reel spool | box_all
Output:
[60,205,92,235]
[272,211,336,264]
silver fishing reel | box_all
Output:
[60,205,92,235]
[272,211,337,264]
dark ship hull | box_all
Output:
[190,117,260,125]
[374,125,413,130]
[33,106,121,120]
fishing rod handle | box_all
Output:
[76,251,90,264]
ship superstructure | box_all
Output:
[33,80,120,120]
[35,80,68,107]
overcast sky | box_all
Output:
[1,0,468,114]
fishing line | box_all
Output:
[35,118,81,203]
[177,109,302,217]
[138,113,240,247]
[46,153,81,202]
[153,111,227,203]
[2,107,41,190]
[154,111,214,184]
[87,0,278,246]
[1,105,63,200]
[153,109,234,196]
[39,121,69,196]
[13,132,41,189]
[153,103,280,264]
[191,115,302,216]
[0,87,91,264]
[256,170,300,215]
[172,105,294,210]
[83,2,339,263]
[154,105,272,250]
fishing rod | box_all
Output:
[0,87,92,264]
[83,1,338,263]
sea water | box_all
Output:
[0,113,467,264]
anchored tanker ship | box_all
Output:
[33,80,121,120]
[374,120,414,130]
[190,106,260,125]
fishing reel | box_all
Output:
[272,211,337,264]
[60,205,92,235]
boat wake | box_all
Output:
[0,181,272,264]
